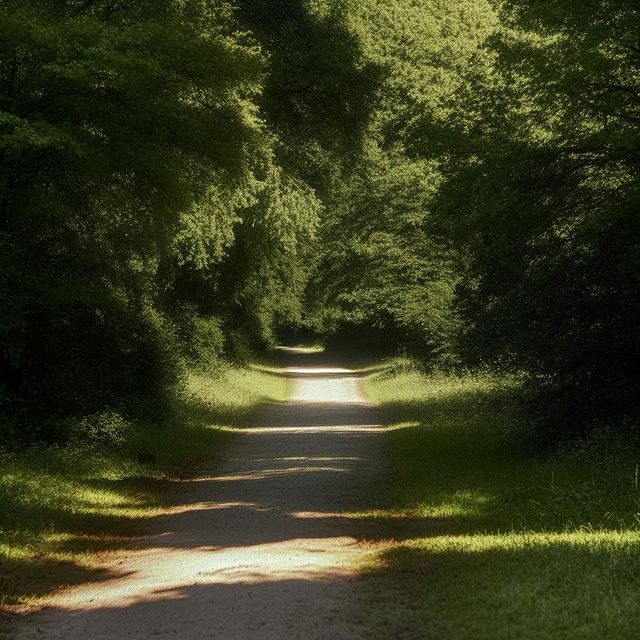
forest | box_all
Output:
[0,0,639,635]
[2,0,638,451]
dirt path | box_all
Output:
[15,349,384,639]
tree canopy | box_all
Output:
[1,0,638,447]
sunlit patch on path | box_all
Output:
[15,349,384,640]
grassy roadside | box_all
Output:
[0,364,288,610]
[361,361,640,639]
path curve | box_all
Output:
[16,349,384,639]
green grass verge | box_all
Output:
[361,361,640,639]
[0,365,288,608]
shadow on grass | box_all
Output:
[4,356,390,637]
[367,369,640,533]
[0,366,287,607]
[0,355,374,609]
[5,357,637,638]
[360,531,640,640]
[356,368,640,639]
[7,533,640,640]
[0,467,163,606]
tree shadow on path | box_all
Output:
[10,348,398,639]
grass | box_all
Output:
[360,359,640,639]
[0,364,288,609]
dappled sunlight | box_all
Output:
[37,535,361,613]
[206,465,358,481]
[360,366,640,638]
[234,425,384,433]
[414,490,492,520]
[337,491,492,522]
[384,420,420,431]
[399,529,640,554]
[362,528,640,639]
[0,362,295,609]
[230,456,361,462]
[182,456,366,483]
[276,345,326,355]
[12,354,384,639]
[162,501,262,515]
[3,0,636,635]
[286,367,351,375]
[1,472,138,509]
[290,510,346,519]
[288,376,366,404]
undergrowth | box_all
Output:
[361,358,640,639]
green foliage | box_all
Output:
[173,306,226,370]
[307,141,463,362]
[1,0,637,449]
[310,0,639,443]
[64,410,129,450]
[444,0,640,440]
[0,0,321,445]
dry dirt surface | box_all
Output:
[14,348,385,640]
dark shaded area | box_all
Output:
[233,0,379,177]
[358,537,640,639]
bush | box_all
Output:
[176,309,226,371]
[63,410,130,449]
[225,329,256,365]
